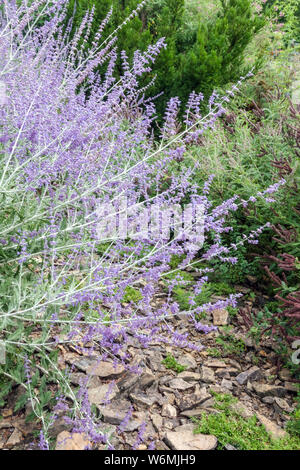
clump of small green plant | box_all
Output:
[211,391,238,409]
[209,282,236,296]
[227,306,238,317]
[171,279,237,312]
[164,270,194,283]
[287,407,300,437]
[206,347,223,358]
[169,254,186,270]
[96,242,112,256]
[286,389,300,437]
[121,286,143,303]
[215,331,246,356]
[162,354,187,373]
[172,284,214,311]
[193,393,300,450]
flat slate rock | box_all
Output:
[168,378,195,391]
[235,366,261,385]
[201,366,215,384]
[179,387,211,411]
[88,383,119,405]
[98,399,132,425]
[129,392,161,407]
[86,361,125,379]
[205,359,227,368]
[256,413,288,440]
[212,308,229,326]
[55,431,91,451]
[252,383,286,398]
[177,353,197,370]
[164,430,217,450]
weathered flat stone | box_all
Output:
[180,409,208,418]
[122,419,144,432]
[177,371,201,382]
[201,366,215,384]
[199,398,215,408]
[162,404,177,418]
[160,375,176,386]
[72,356,98,372]
[69,372,86,385]
[177,353,197,370]
[168,378,195,391]
[152,414,163,433]
[172,423,194,432]
[213,308,229,326]
[209,384,230,395]
[235,366,261,385]
[129,392,161,407]
[11,418,36,438]
[98,399,131,425]
[257,413,288,440]
[6,429,22,447]
[86,361,125,379]
[156,440,170,450]
[262,396,274,404]
[165,430,217,450]
[0,420,13,430]
[206,359,227,368]
[252,383,286,398]
[55,431,91,450]
[118,372,139,392]
[48,415,73,438]
[226,359,242,371]
[273,397,294,414]
[179,387,211,411]
[70,372,101,389]
[139,368,156,389]
[215,369,230,379]
[88,383,119,405]
[221,378,233,390]
[234,333,253,348]
[229,401,253,419]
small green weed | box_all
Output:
[206,347,222,358]
[193,393,300,450]
[121,286,143,303]
[162,354,187,374]
[215,333,246,356]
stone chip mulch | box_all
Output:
[0,295,298,450]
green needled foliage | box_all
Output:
[62,0,264,117]
[175,0,264,103]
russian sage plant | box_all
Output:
[0,0,285,448]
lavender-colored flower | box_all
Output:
[0,1,285,450]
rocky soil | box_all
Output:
[0,286,298,451]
